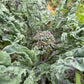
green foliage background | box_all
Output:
[0,0,84,84]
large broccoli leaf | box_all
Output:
[0,65,28,84]
[3,43,40,66]
[0,51,11,66]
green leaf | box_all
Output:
[0,51,11,66]
[24,70,37,84]
[0,66,28,84]
[50,58,72,84]
[72,58,84,71]
[75,69,81,84]
[3,43,40,66]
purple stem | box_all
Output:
[41,75,45,84]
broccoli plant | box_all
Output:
[0,0,84,84]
